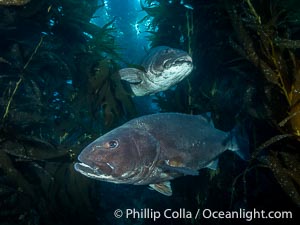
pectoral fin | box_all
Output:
[149,181,172,196]
[159,159,199,176]
[119,68,145,84]
[161,164,199,176]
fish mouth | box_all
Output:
[175,55,193,65]
[74,162,137,184]
[74,161,115,179]
[74,162,103,178]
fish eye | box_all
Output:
[104,140,119,149]
[163,60,172,68]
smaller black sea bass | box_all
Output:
[74,113,246,196]
[119,46,193,96]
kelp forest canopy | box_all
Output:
[0,0,300,225]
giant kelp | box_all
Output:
[143,0,300,218]
[227,0,300,135]
[0,0,30,5]
[0,0,134,224]
[226,0,300,207]
[141,0,192,49]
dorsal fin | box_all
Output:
[205,158,219,170]
[198,112,214,126]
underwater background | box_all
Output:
[0,0,300,224]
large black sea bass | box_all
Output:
[74,113,246,196]
[119,46,193,96]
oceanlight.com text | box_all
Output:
[198,208,293,221]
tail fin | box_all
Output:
[227,126,250,160]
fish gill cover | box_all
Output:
[0,0,300,225]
